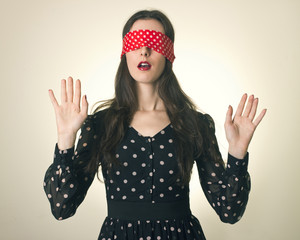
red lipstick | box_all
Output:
[137,61,151,71]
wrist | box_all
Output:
[228,144,247,159]
[57,133,76,150]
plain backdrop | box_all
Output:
[1,0,299,239]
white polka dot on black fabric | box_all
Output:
[44,113,250,239]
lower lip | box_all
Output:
[138,66,151,71]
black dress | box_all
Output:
[43,110,250,240]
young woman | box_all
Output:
[44,10,266,240]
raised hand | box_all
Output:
[225,94,267,159]
[49,76,88,150]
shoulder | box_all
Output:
[83,108,109,132]
[91,108,109,121]
[195,111,214,124]
[194,111,216,132]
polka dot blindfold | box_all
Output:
[121,29,175,63]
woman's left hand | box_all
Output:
[225,93,267,159]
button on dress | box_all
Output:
[43,110,250,240]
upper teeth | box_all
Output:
[140,63,149,67]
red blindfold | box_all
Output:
[121,29,175,63]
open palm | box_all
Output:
[225,94,267,159]
[48,76,88,149]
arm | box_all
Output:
[196,94,266,224]
[195,114,250,224]
[43,115,97,220]
[44,76,95,220]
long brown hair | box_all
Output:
[87,10,221,186]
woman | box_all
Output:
[44,10,266,240]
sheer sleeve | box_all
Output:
[43,114,99,220]
[195,113,251,224]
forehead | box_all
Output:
[130,19,165,34]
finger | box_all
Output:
[248,98,258,121]
[225,105,233,126]
[67,76,74,102]
[81,95,89,115]
[61,79,67,102]
[253,108,267,127]
[48,89,59,110]
[74,79,81,107]
[243,94,254,117]
[234,93,247,117]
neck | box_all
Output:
[135,82,165,111]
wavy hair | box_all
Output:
[86,10,220,186]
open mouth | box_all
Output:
[137,61,151,71]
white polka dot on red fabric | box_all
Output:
[121,29,175,63]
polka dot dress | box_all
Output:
[44,110,250,240]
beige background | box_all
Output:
[1,0,299,239]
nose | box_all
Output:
[140,46,151,57]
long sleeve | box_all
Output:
[43,115,98,220]
[195,113,251,224]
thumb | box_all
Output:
[225,105,233,126]
[81,95,89,115]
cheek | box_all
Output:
[157,57,166,74]
[126,53,137,73]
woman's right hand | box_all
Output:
[49,76,88,150]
